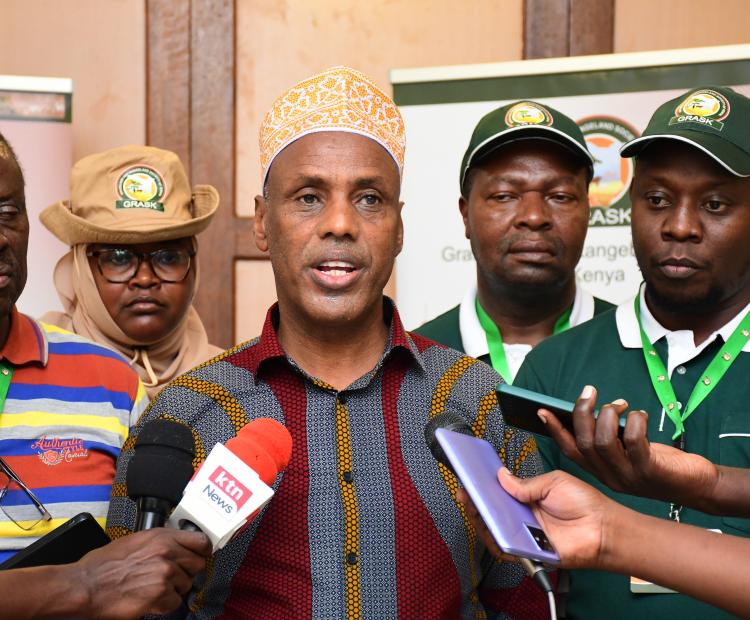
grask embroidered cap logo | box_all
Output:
[504,102,553,127]
[116,166,166,211]
[670,89,730,130]
[41,145,220,245]
[460,100,594,194]
[621,85,750,177]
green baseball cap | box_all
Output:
[620,86,750,176]
[459,100,595,194]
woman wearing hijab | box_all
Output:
[40,145,222,398]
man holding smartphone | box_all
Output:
[514,86,750,619]
[415,101,612,383]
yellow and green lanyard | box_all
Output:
[0,360,12,411]
[476,299,572,384]
[634,295,750,441]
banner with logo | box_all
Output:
[391,45,750,329]
[0,76,72,318]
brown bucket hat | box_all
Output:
[41,145,219,245]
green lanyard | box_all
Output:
[476,299,572,384]
[0,360,12,413]
[634,294,750,440]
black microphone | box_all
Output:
[126,419,196,531]
[424,410,473,471]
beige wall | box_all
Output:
[236,0,524,217]
[615,0,750,52]
[1,0,145,162]
[234,0,524,341]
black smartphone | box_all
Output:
[497,383,624,439]
[0,512,111,570]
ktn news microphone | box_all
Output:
[167,418,293,551]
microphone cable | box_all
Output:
[520,557,556,620]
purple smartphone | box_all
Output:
[435,428,559,565]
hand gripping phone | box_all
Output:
[497,383,625,439]
[435,428,559,565]
[0,512,110,570]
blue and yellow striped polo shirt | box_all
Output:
[0,307,147,562]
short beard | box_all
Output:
[483,265,571,304]
[645,278,723,317]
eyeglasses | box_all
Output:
[0,456,52,531]
[87,248,195,283]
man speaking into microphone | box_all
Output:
[107,67,544,619]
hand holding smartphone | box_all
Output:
[435,428,559,565]
[497,383,625,439]
[0,512,110,570]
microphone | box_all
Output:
[423,412,554,597]
[167,418,293,550]
[424,410,473,469]
[127,419,196,531]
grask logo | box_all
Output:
[115,165,166,211]
[504,102,553,128]
[670,89,730,131]
[578,115,639,222]
[208,466,252,510]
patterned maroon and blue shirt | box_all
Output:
[107,300,546,619]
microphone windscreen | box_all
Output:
[224,419,293,485]
[126,418,196,504]
[424,411,473,470]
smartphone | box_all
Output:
[435,427,559,565]
[497,383,625,439]
[0,512,111,570]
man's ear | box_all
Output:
[459,196,471,240]
[254,194,269,253]
[394,200,405,256]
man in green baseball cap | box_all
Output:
[514,85,750,619]
[416,100,612,384]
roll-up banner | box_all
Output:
[392,44,750,329]
[0,76,72,318]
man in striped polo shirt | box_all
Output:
[0,132,217,619]
[0,134,148,561]
[107,67,547,619]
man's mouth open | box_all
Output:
[313,261,360,289]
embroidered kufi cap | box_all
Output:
[259,66,405,186]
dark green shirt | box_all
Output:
[414,291,613,369]
[515,302,750,620]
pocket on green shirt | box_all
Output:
[719,416,750,533]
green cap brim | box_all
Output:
[462,126,595,189]
[621,131,750,177]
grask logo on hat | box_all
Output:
[459,99,594,193]
[504,102,553,128]
[116,165,166,211]
[40,145,220,246]
[669,89,730,131]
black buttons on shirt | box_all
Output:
[343,470,353,483]
[346,551,358,565]
[338,393,347,405]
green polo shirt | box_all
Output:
[515,295,750,619]
[414,284,613,372]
